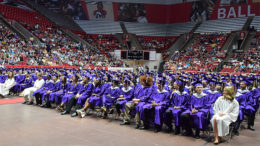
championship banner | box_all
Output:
[32,0,88,20]
[210,0,260,20]
[115,3,147,23]
[113,2,194,23]
[86,1,114,20]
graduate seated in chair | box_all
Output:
[100,78,121,118]
[233,79,258,135]
[77,77,103,118]
[11,70,26,95]
[120,75,153,129]
[0,71,8,83]
[50,76,70,109]
[204,81,222,119]
[249,80,260,126]
[57,75,80,112]
[139,79,170,132]
[21,73,45,105]
[165,80,190,134]
[40,75,60,108]
[211,86,239,144]
[33,75,54,105]
[61,76,93,117]
[180,82,208,139]
[115,78,134,117]
[0,72,15,98]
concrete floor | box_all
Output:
[0,103,259,146]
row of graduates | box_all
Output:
[9,69,258,140]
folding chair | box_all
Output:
[227,122,236,143]
[206,122,236,143]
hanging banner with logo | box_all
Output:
[210,0,260,20]
[86,1,114,21]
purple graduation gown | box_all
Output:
[133,85,154,115]
[14,74,26,84]
[251,87,260,110]
[32,80,53,96]
[88,83,103,107]
[102,86,121,108]
[204,90,222,118]
[116,86,134,112]
[12,77,33,93]
[140,89,170,125]
[61,83,81,103]
[76,82,94,105]
[237,89,256,119]
[166,91,190,126]
[0,74,7,83]
[49,83,70,103]
[182,92,208,130]
[41,80,61,102]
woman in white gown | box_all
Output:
[20,73,45,105]
[0,72,15,98]
[211,86,239,144]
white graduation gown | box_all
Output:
[22,79,45,100]
[211,96,239,136]
[0,78,15,96]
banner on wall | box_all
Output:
[79,0,260,24]
[33,0,87,20]
[113,2,193,23]
[86,1,114,20]
[210,0,260,19]
[116,3,147,23]
[189,1,217,22]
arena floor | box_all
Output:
[0,99,259,146]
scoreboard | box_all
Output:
[127,50,143,60]
[114,50,156,60]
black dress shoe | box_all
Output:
[233,130,239,136]
[108,109,114,114]
[183,131,193,136]
[174,126,180,135]
[61,111,69,115]
[135,124,140,129]
[166,127,173,133]
[22,101,27,104]
[27,102,33,105]
[44,104,51,108]
[120,121,130,125]
[194,129,200,139]
[174,129,180,135]
[71,112,78,117]
[194,134,200,139]
[139,125,149,130]
[248,126,255,131]
[154,128,161,133]
[102,112,108,119]
[154,125,161,133]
